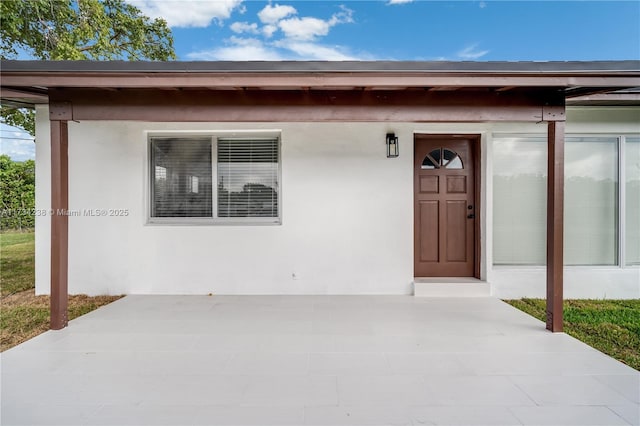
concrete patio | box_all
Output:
[1,295,638,425]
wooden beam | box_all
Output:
[50,120,69,330]
[49,88,565,123]
[546,120,564,332]
[3,72,640,89]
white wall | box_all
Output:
[34,106,640,297]
[36,117,420,295]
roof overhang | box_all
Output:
[2,60,639,108]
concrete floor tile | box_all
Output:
[241,375,338,406]
[337,375,429,406]
[225,352,309,374]
[305,405,412,425]
[607,404,640,425]
[309,353,392,375]
[409,406,522,425]
[0,403,100,426]
[510,406,631,425]
[458,352,637,376]
[386,352,473,375]
[192,406,305,425]
[511,375,632,406]
[594,374,640,403]
[421,376,536,406]
[84,404,198,425]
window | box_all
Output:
[421,148,463,169]
[150,138,212,218]
[493,134,637,267]
[492,136,547,265]
[626,137,640,265]
[565,137,618,265]
[150,135,280,223]
[217,138,279,218]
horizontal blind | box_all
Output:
[217,138,279,218]
[151,138,212,217]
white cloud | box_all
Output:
[274,40,358,60]
[262,24,278,38]
[126,0,243,27]
[258,4,297,24]
[278,17,332,41]
[230,21,259,35]
[186,4,364,61]
[278,6,353,41]
[479,1,487,8]
[387,0,414,4]
[457,43,489,60]
[188,35,363,61]
[187,37,283,61]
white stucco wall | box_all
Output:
[34,105,640,297]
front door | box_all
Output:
[414,135,477,277]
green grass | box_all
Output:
[1,230,121,351]
[506,298,640,371]
[0,231,35,295]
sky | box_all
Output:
[2,0,639,160]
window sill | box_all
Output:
[146,218,281,226]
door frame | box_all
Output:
[413,133,482,279]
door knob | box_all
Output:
[467,213,475,219]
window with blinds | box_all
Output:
[217,138,279,218]
[149,135,280,222]
[150,137,213,217]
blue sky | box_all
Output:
[2,0,639,160]
[153,0,640,61]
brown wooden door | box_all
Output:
[414,136,476,277]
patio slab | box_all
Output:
[1,295,638,425]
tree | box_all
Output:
[0,155,36,230]
[0,0,175,61]
[0,0,176,135]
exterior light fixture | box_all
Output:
[386,133,399,158]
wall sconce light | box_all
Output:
[386,133,399,158]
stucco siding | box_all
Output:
[34,106,640,297]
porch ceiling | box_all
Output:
[1,60,639,107]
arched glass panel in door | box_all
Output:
[421,148,463,170]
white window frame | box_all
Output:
[147,131,282,226]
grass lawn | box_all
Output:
[1,231,121,351]
[506,298,640,371]
[1,231,36,295]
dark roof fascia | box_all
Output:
[2,60,640,74]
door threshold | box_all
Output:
[413,277,490,297]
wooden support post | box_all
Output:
[546,120,564,332]
[50,120,69,330]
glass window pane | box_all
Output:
[564,137,618,266]
[218,139,279,218]
[492,136,547,265]
[626,137,640,266]
[421,155,438,169]
[150,138,212,218]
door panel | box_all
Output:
[420,176,439,193]
[445,200,467,262]
[414,136,477,277]
[446,176,466,194]
[419,201,439,262]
